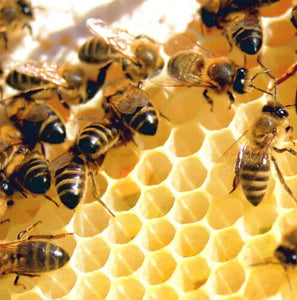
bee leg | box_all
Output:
[227,90,235,109]
[273,147,297,156]
[17,221,43,240]
[27,232,73,241]
[202,89,214,111]
[55,88,70,110]
[230,150,243,193]
[13,274,38,289]
[271,155,297,203]
[97,63,111,86]
[0,219,10,225]
[43,194,59,207]
[256,55,274,79]
[88,171,115,217]
[0,32,8,50]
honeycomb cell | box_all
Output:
[175,256,210,292]
[11,292,42,300]
[102,144,140,179]
[207,195,243,230]
[72,236,110,272]
[108,277,145,300]
[174,224,209,258]
[170,157,207,192]
[211,260,245,295]
[106,213,142,244]
[259,0,292,17]
[138,185,175,219]
[72,202,111,237]
[277,209,297,233]
[107,244,144,277]
[105,177,141,212]
[167,122,204,157]
[275,176,297,208]
[39,265,77,299]
[243,204,278,235]
[210,228,244,262]
[72,272,110,300]
[142,250,177,285]
[136,151,172,185]
[172,190,209,224]
[181,289,210,300]
[139,218,176,251]
[145,285,179,300]
[265,19,296,47]
[244,266,284,300]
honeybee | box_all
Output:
[0,0,34,49]
[224,10,262,55]
[103,79,158,136]
[229,101,297,206]
[0,220,70,287]
[4,90,66,149]
[291,6,297,29]
[82,18,164,82]
[5,61,109,108]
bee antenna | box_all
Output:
[249,84,273,96]
[250,69,274,82]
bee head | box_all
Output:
[233,68,248,94]
[17,0,33,18]
[262,103,289,118]
[275,245,297,266]
[200,8,217,28]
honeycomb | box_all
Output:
[1,0,297,299]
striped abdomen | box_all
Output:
[239,151,270,206]
[76,123,119,160]
[55,156,86,209]
[78,37,117,64]
[16,155,51,194]
[0,241,69,275]
[6,70,47,91]
[230,13,262,55]
[122,103,158,135]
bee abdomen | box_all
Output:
[55,156,86,209]
[17,157,51,194]
[16,241,69,273]
[77,123,119,160]
[124,104,158,135]
[6,70,45,91]
[240,161,270,206]
[232,26,262,55]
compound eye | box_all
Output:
[277,108,288,118]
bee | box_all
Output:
[5,61,109,108]
[103,79,158,136]
[0,220,70,287]
[54,122,120,212]
[4,90,66,149]
[291,6,297,30]
[0,0,34,49]
[224,9,262,55]
[82,18,164,82]
[229,101,297,206]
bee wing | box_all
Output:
[86,18,138,64]
[49,151,75,172]
[10,60,68,87]
[116,90,150,114]
[25,104,50,122]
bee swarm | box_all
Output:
[1,0,297,300]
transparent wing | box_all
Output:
[25,104,50,122]
[87,18,138,64]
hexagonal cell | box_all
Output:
[243,204,278,235]
[72,272,110,300]
[137,151,172,185]
[172,190,209,224]
[211,260,245,295]
[9,292,42,300]
[134,117,172,150]
[146,285,179,300]
[107,244,144,277]
[106,213,142,244]
[265,19,296,47]
[72,202,111,237]
[108,277,145,300]
[274,149,297,178]
[102,144,140,179]
[244,266,284,300]
[104,177,141,212]
[170,156,207,192]
[141,250,177,285]
[181,289,210,300]
[210,228,244,262]
[175,256,210,292]
[276,209,297,234]
[138,185,175,219]
[72,236,110,272]
[260,0,292,17]
[275,176,297,208]
[173,224,209,258]
[139,218,176,251]
[207,195,243,230]
[167,122,205,157]
[39,265,77,299]
[161,88,202,126]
